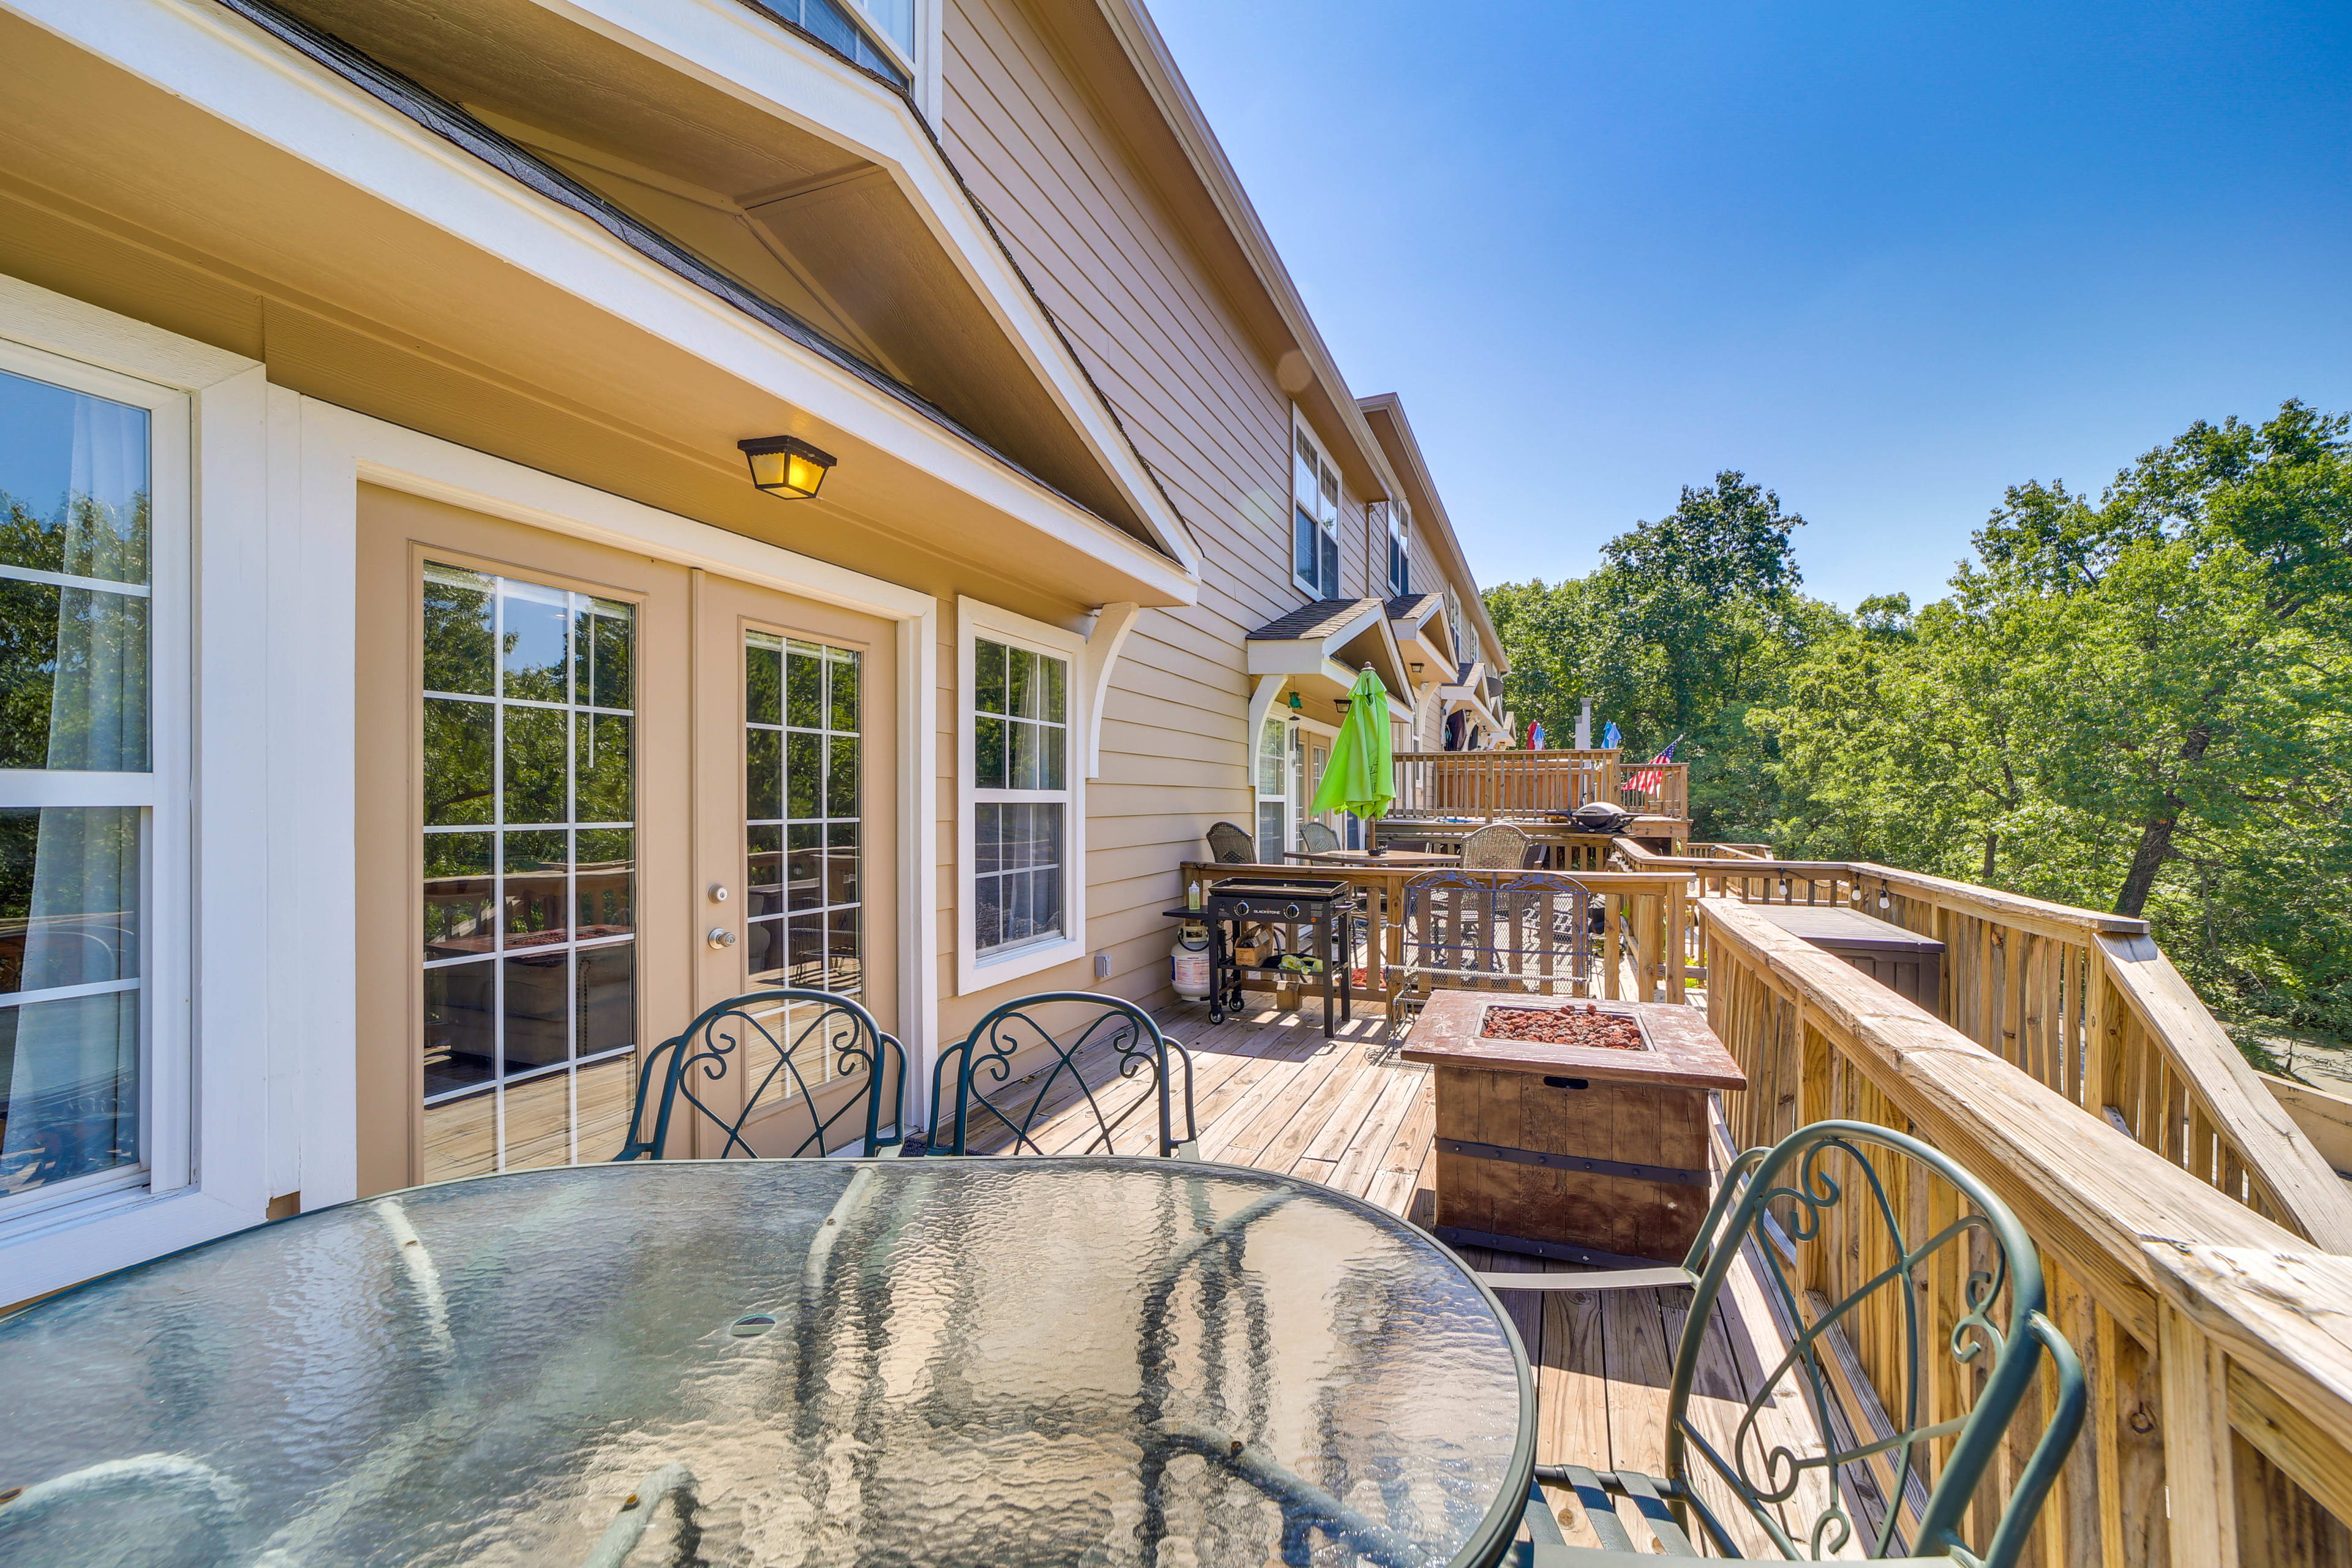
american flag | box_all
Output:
[1628,737,1681,794]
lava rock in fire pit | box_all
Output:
[1478,1005,1645,1050]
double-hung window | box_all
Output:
[961,597,1088,991]
[1385,499,1413,598]
[1291,419,1341,600]
[0,343,187,1219]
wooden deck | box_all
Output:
[957,1000,1847,1557]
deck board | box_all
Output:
[949,1000,1840,1553]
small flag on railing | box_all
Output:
[1629,736,1681,794]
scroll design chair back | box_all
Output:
[1298,820,1340,854]
[616,989,906,1161]
[1387,869,1594,1038]
[1458,822,1531,869]
[1512,1120,2084,1564]
[927,992,1198,1158]
[1205,821,1257,864]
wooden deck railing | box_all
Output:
[1609,839,2352,1250]
[1390,750,1689,824]
[1179,862,1691,1006]
[1703,900,2352,1568]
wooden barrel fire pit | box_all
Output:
[1402,990,1747,1267]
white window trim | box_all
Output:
[1289,409,1341,601]
[1387,497,1413,599]
[0,279,272,1294]
[957,596,1087,996]
[0,336,193,1232]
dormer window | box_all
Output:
[1292,416,1340,599]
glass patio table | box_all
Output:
[0,1158,1535,1568]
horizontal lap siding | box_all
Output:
[937,0,1329,1022]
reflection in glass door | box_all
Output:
[741,631,862,1096]
[418,563,637,1179]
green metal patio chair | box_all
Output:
[1494,1120,2084,1567]
[923,991,1199,1158]
[614,988,906,1161]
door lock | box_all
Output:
[709,883,729,903]
[707,927,738,950]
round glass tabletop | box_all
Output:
[0,1158,1533,1568]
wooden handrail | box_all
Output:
[1610,839,2352,1251]
[1389,751,1689,824]
[1702,899,2352,1566]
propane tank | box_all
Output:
[1171,922,1212,1000]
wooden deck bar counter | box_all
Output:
[1403,990,1746,1266]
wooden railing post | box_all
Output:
[2160,1301,2240,1568]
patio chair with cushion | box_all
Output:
[1205,821,1256,864]
[615,988,907,1161]
[1460,822,1534,869]
[1499,1119,2084,1566]
[1387,869,1595,1039]
[924,991,1199,1158]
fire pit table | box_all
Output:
[1402,990,1746,1267]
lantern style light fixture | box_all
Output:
[737,434,836,500]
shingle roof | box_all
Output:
[1457,661,1477,684]
[1246,598,1379,641]
[1385,593,1441,624]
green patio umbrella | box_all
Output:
[1309,665,1395,839]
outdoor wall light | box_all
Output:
[1410,662,1425,677]
[737,435,836,500]
[1333,696,1353,716]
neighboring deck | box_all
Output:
[958,1001,1839,1556]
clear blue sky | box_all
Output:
[1152,1,2352,612]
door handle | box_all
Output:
[707,927,737,951]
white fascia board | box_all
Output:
[19,0,1193,608]
[538,0,1200,578]
[1246,638,1330,677]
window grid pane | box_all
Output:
[1,366,155,1209]
[973,637,1071,956]
[421,564,636,1181]
[747,635,864,1084]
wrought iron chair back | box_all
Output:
[1633,1120,2085,1564]
[1458,822,1531,870]
[614,989,906,1161]
[1205,821,1256,864]
[925,992,1199,1158]
[1298,820,1341,854]
[1388,870,1594,1037]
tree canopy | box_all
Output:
[1486,402,2352,1042]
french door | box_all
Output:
[355,489,895,1194]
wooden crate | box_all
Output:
[1403,991,1746,1266]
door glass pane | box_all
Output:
[747,633,862,1019]
[1,364,154,1209]
[421,564,635,1182]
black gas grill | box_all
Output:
[1164,876,1354,1034]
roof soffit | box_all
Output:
[9,0,1193,605]
[279,0,1200,578]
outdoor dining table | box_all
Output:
[0,1158,1535,1568]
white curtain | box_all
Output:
[2,391,146,1190]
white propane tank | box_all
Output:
[1171,922,1212,1000]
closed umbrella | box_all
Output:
[1310,666,1395,846]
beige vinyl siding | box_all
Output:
[935,0,1348,1016]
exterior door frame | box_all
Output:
[300,401,938,1207]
